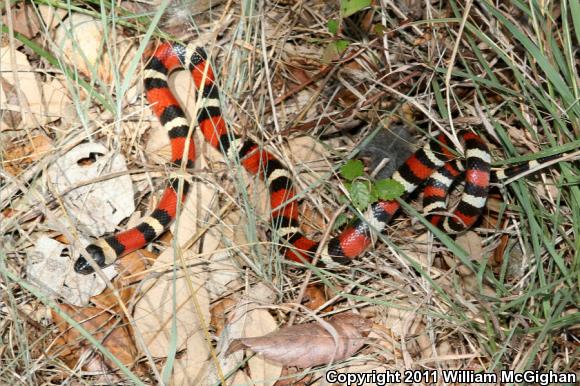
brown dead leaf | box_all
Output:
[116,248,156,285]
[456,231,484,260]
[2,134,53,176]
[441,231,484,277]
[413,33,433,46]
[133,248,210,358]
[42,78,75,126]
[38,4,67,30]
[506,125,540,152]
[1,49,72,132]
[287,136,330,178]
[2,4,66,39]
[1,47,48,130]
[4,3,41,39]
[245,308,282,385]
[482,194,503,228]
[210,298,237,336]
[51,304,138,369]
[300,203,325,234]
[172,174,219,248]
[49,248,148,367]
[302,285,332,312]
[170,331,212,386]
[384,304,418,337]
[90,282,133,311]
[289,66,311,85]
[401,102,415,126]
[1,77,21,128]
[54,13,111,82]
[90,249,156,310]
[226,313,371,368]
[491,217,512,268]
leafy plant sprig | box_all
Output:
[334,159,405,229]
[324,0,372,61]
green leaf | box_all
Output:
[338,194,350,205]
[340,159,364,181]
[335,39,350,52]
[322,39,350,62]
[340,0,372,17]
[369,184,379,203]
[333,213,349,231]
[327,19,339,35]
[349,181,370,210]
[375,179,405,200]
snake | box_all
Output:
[74,42,558,274]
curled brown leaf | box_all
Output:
[226,313,371,368]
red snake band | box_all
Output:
[74,43,559,274]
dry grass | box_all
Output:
[1,0,578,384]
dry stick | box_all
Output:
[282,70,422,135]
[287,203,347,326]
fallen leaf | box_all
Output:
[0,46,59,130]
[4,3,41,39]
[42,78,74,127]
[226,313,372,368]
[26,236,117,306]
[447,231,483,276]
[133,248,210,358]
[2,4,66,38]
[46,142,135,237]
[210,298,237,336]
[302,285,332,311]
[228,370,252,386]
[172,172,219,248]
[384,303,417,337]
[0,77,22,128]
[170,330,212,386]
[27,237,71,297]
[286,136,331,186]
[90,249,156,309]
[322,40,350,63]
[53,13,111,82]
[51,304,138,369]
[116,248,156,285]
[2,134,53,176]
[507,125,540,152]
[246,309,282,386]
[38,4,67,30]
[205,284,279,385]
[206,248,243,299]
[456,231,483,262]
[413,33,433,46]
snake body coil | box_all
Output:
[74,43,553,274]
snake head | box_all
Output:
[74,244,106,274]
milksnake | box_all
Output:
[74,42,557,274]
